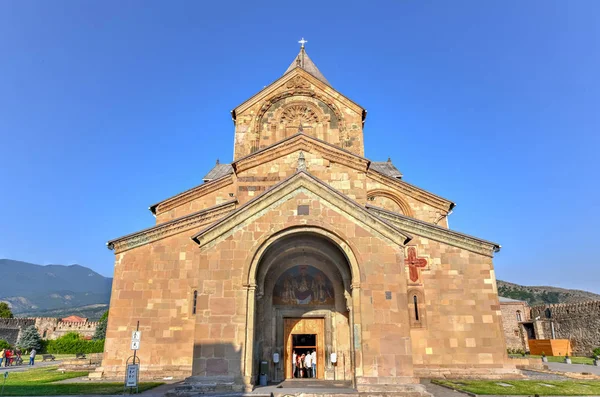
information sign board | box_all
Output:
[126,364,138,387]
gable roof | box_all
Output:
[203,161,233,182]
[61,315,87,323]
[233,66,364,118]
[233,132,369,173]
[370,159,403,179]
[366,204,500,257]
[284,48,330,85]
[109,199,238,253]
[192,171,412,248]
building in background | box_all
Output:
[0,316,98,345]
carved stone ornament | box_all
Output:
[285,76,310,89]
[280,104,319,126]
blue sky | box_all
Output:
[1,1,598,292]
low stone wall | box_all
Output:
[58,353,103,372]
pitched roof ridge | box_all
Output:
[108,199,238,249]
[233,132,367,166]
[367,168,455,211]
[285,48,330,85]
[365,204,500,255]
[192,171,412,246]
[149,173,233,215]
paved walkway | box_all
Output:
[547,361,600,375]
[0,359,63,373]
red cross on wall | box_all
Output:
[405,246,428,282]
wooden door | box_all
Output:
[284,318,325,379]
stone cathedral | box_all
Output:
[102,45,518,394]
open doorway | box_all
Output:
[293,334,316,378]
[284,318,324,379]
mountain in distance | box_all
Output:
[3,259,600,318]
[0,259,112,318]
[497,279,600,306]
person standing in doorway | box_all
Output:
[29,348,36,366]
[292,350,297,378]
[304,351,312,378]
[311,350,317,378]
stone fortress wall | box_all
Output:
[0,317,98,345]
[530,300,600,356]
[0,318,36,346]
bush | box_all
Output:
[45,332,104,354]
[0,339,10,350]
[593,347,600,358]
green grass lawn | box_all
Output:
[433,379,600,396]
[0,366,163,396]
[508,354,595,365]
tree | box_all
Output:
[93,311,108,340]
[0,302,13,318]
[17,325,42,351]
[0,339,10,350]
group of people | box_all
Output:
[0,348,37,367]
[292,350,317,378]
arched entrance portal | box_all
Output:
[252,232,355,382]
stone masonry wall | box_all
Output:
[530,301,600,355]
[405,236,514,378]
[0,318,35,345]
[499,302,529,351]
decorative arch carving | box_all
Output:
[255,90,347,136]
[367,189,413,217]
[279,103,320,125]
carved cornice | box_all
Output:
[366,205,500,257]
[234,133,369,174]
[367,169,454,212]
[107,200,238,254]
[153,175,234,215]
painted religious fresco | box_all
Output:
[273,265,334,306]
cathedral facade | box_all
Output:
[102,47,517,393]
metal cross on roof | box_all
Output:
[298,37,308,48]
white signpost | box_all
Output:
[124,321,141,394]
[126,364,139,387]
[131,331,141,350]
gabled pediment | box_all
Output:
[233,132,369,173]
[192,171,412,249]
[233,67,364,118]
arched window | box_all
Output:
[413,295,419,321]
[408,289,426,328]
[545,308,552,318]
[192,290,198,315]
[42,330,47,338]
[516,310,522,322]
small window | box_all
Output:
[43,330,47,338]
[545,308,552,318]
[514,329,519,336]
[192,290,198,315]
[414,295,419,321]
[516,310,522,322]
